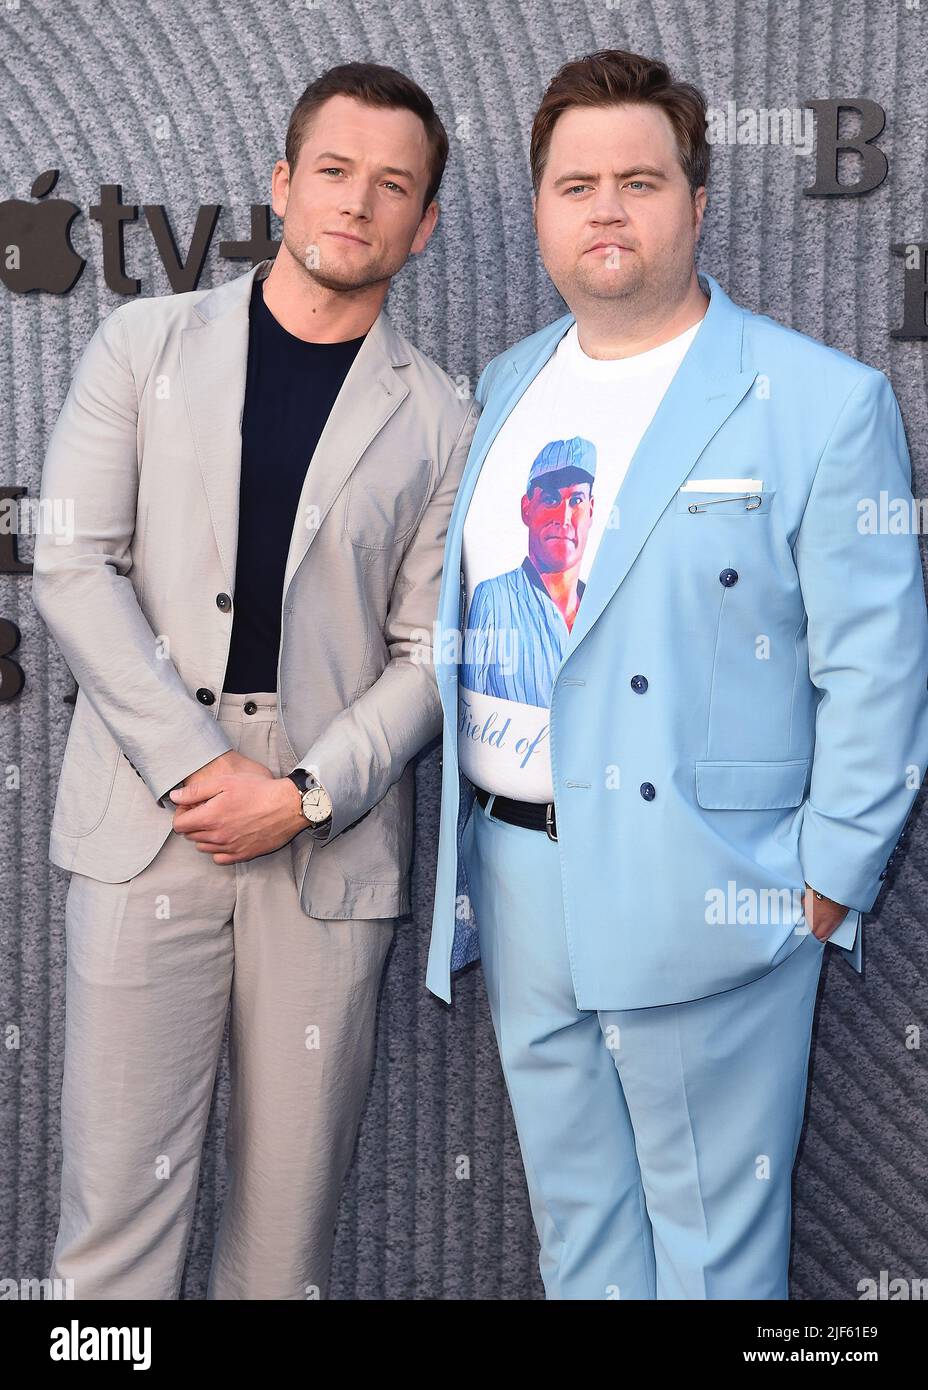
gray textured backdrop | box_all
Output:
[1,0,927,1300]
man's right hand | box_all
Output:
[181,748,274,801]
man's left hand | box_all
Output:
[803,883,850,942]
[170,773,307,864]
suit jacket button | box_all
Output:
[719,568,739,587]
[879,869,888,880]
[216,593,232,611]
[640,782,656,800]
[630,674,648,693]
[196,688,215,705]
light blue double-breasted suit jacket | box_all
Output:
[426,270,928,1010]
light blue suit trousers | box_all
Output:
[462,791,827,1300]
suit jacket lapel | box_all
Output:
[280,312,409,600]
[564,273,758,656]
[180,261,263,593]
[180,257,411,602]
[436,313,575,686]
[440,272,757,684]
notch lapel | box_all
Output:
[563,273,758,658]
[436,313,575,692]
[180,260,265,593]
[180,257,411,603]
[280,312,409,601]
[438,272,757,708]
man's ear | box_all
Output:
[411,198,439,255]
[270,158,291,219]
[692,185,707,239]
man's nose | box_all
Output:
[337,179,373,219]
[589,188,631,223]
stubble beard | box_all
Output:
[570,249,647,303]
[282,222,405,295]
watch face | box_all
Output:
[301,784,332,824]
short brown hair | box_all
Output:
[530,49,709,197]
[284,62,450,214]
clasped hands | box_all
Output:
[169,749,308,864]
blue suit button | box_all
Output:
[640,782,656,800]
[630,674,648,693]
[719,568,739,587]
[879,869,888,880]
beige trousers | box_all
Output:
[49,690,394,1300]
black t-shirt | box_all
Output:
[222,278,367,693]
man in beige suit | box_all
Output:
[32,62,478,1299]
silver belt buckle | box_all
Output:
[545,802,557,842]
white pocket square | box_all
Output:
[680,478,763,492]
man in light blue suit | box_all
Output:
[426,48,928,1299]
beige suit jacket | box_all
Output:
[32,258,478,918]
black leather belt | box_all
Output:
[474,785,558,841]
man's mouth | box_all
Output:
[585,242,633,255]
[323,231,370,245]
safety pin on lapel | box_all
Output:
[687,493,762,514]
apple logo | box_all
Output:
[0,169,85,293]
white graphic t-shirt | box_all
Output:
[458,315,703,802]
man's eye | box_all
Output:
[626,180,651,190]
[383,181,404,193]
[566,184,591,195]
[321,168,343,177]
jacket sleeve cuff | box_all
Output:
[146,721,235,808]
[798,804,886,913]
[825,907,860,950]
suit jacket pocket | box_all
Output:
[695,757,811,809]
[344,454,434,548]
[52,689,121,837]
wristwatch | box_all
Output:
[287,768,333,839]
